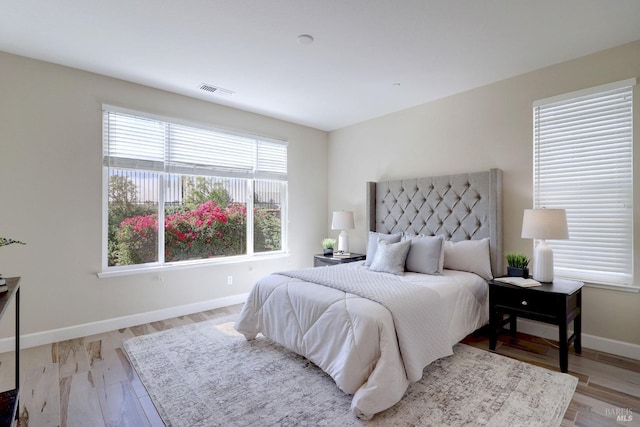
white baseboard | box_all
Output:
[4,299,638,362]
[517,319,640,361]
[0,293,249,353]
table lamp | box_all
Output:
[331,211,355,254]
[521,208,569,282]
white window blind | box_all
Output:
[533,79,635,287]
[103,112,166,171]
[103,107,287,180]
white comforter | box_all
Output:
[234,262,488,420]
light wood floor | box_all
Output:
[0,304,638,426]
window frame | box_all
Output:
[532,78,636,290]
[100,106,288,277]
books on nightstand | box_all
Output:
[332,252,351,258]
[494,277,542,287]
[0,276,7,293]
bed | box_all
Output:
[235,169,503,420]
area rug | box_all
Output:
[123,317,577,427]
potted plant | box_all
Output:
[0,236,26,287]
[322,238,336,256]
[505,252,530,278]
[0,237,26,248]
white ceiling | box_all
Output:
[2,1,640,131]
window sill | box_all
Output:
[555,270,640,293]
[582,281,640,293]
[98,251,290,279]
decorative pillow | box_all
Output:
[443,238,493,280]
[404,235,444,275]
[369,238,411,275]
[364,232,403,266]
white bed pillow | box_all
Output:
[443,238,493,280]
[368,238,411,275]
[404,235,444,275]
[365,231,403,266]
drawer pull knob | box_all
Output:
[521,300,528,306]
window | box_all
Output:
[102,106,287,272]
[533,79,635,287]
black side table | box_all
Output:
[488,277,583,373]
[0,277,20,427]
[313,253,365,267]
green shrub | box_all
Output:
[254,208,281,252]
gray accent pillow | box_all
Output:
[369,238,411,275]
[443,238,493,280]
[365,232,403,266]
[405,235,444,275]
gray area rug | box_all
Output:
[123,317,577,427]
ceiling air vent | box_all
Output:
[199,83,234,96]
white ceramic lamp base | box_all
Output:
[337,230,349,253]
[533,240,554,283]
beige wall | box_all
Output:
[2,39,639,348]
[328,40,640,346]
[0,52,328,337]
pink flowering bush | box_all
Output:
[115,214,158,264]
[113,201,279,265]
[164,201,245,261]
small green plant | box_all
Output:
[505,252,530,269]
[322,238,336,250]
[0,237,26,248]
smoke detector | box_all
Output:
[296,34,314,45]
[198,83,234,96]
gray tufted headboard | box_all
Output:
[366,169,503,277]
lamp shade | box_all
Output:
[521,209,569,240]
[331,211,355,230]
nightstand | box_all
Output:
[488,278,583,373]
[313,253,365,267]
